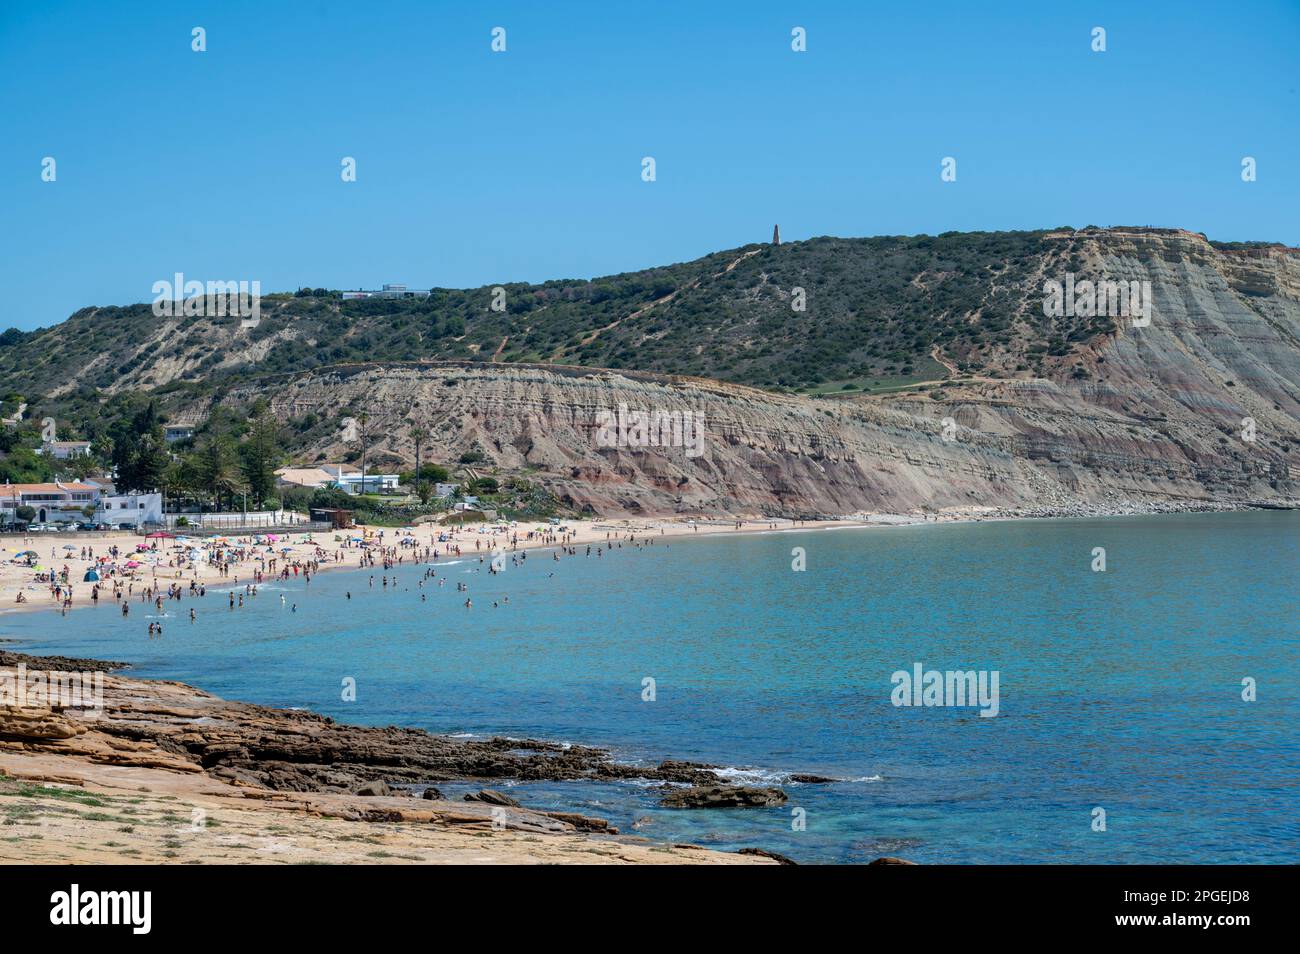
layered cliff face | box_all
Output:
[886,229,1300,509]
[196,230,1298,517]
[211,356,1294,518]
[216,362,1031,515]
[7,227,1296,516]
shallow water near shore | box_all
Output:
[5,510,1298,864]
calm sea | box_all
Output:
[4,511,1297,863]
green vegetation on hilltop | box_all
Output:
[0,228,1142,446]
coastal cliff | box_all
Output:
[5,227,1298,517]
[212,343,1296,516]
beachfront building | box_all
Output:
[0,481,162,528]
[96,491,163,528]
[164,425,195,443]
[0,481,100,524]
[339,283,431,300]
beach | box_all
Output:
[1,498,1254,618]
[3,504,1291,864]
[0,514,887,618]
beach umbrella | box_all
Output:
[15,550,37,558]
[280,546,293,552]
[125,560,141,568]
[62,543,77,550]
[83,569,99,582]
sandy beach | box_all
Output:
[0,498,1261,620]
[0,514,891,619]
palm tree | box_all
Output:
[410,422,429,502]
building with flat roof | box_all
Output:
[275,464,400,495]
[340,283,431,300]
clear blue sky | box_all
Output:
[1,0,1296,331]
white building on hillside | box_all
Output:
[40,441,93,460]
[276,464,399,495]
[339,283,431,300]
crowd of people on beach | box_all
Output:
[3,520,687,637]
[2,518,832,638]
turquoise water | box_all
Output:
[4,511,1297,863]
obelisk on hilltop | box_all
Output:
[772,224,781,246]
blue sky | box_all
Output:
[1,0,1297,331]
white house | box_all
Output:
[275,464,399,495]
[334,472,400,495]
[0,481,100,524]
[96,492,163,527]
[41,441,93,460]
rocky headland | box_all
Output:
[0,650,807,864]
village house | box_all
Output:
[275,464,400,495]
[39,440,93,460]
[0,481,100,524]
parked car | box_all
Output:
[27,523,51,532]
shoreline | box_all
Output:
[2,499,1287,620]
[2,502,1293,864]
[0,648,783,865]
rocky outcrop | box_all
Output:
[0,652,788,797]
[660,784,789,808]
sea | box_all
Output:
[4,510,1297,864]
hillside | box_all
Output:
[2,226,1297,517]
[5,226,1256,402]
